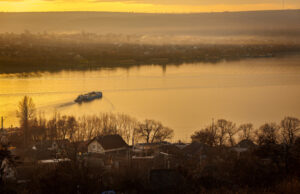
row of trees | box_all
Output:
[16,96,300,147]
[15,96,174,147]
[192,117,300,146]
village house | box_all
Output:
[182,142,215,167]
[133,141,171,154]
[9,139,71,164]
[33,139,70,151]
[183,142,210,158]
[87,135,129,155]
[85,135,129,169]
[31,139,71,161]
[131,142,182,169]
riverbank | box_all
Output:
[1,34,300,74]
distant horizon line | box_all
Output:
[0,8,299,15]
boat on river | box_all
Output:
[75,91,102,103]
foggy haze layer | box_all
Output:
[1,10,300,39]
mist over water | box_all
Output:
[1,54,300,140]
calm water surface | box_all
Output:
[1,55,300,141]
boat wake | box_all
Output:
[103,96,115,111]
[57,102,76,108]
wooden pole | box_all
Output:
[1,116,3,130]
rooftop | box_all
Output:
[89,135,128,150]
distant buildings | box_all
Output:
[2,128,264,184]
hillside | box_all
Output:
[0,10,300,37]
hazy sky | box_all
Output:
[0,0,299,12]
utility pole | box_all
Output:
[282,0,285,10]
[1,116,3,130]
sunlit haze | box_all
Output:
[1,0,300,13]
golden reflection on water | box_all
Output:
[1,55,300,141]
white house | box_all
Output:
[88,139,105,154]
[87,135,129,154]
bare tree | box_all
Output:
[30,118,46,142]
[46,112,59,141]
[115,113,137,144]
[281,117,300,145]
[137,120,154,143]
[16,96,36,146]
[136,119,174,143]
[98,113,118,135]
[239,123,254,141]
[24,111,174,146]
[154,126,174,143]
[76,113,138,143]
[55,115,78,140]
[191,126,217,146]
[66,116,78,141]
[192,119,237,146]
[57,115,68,140]
[256,123,279,145]
[78,115,97,141]
[216,119,228,146]
[224,121,238,146]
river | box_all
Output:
[1,54,300,141]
